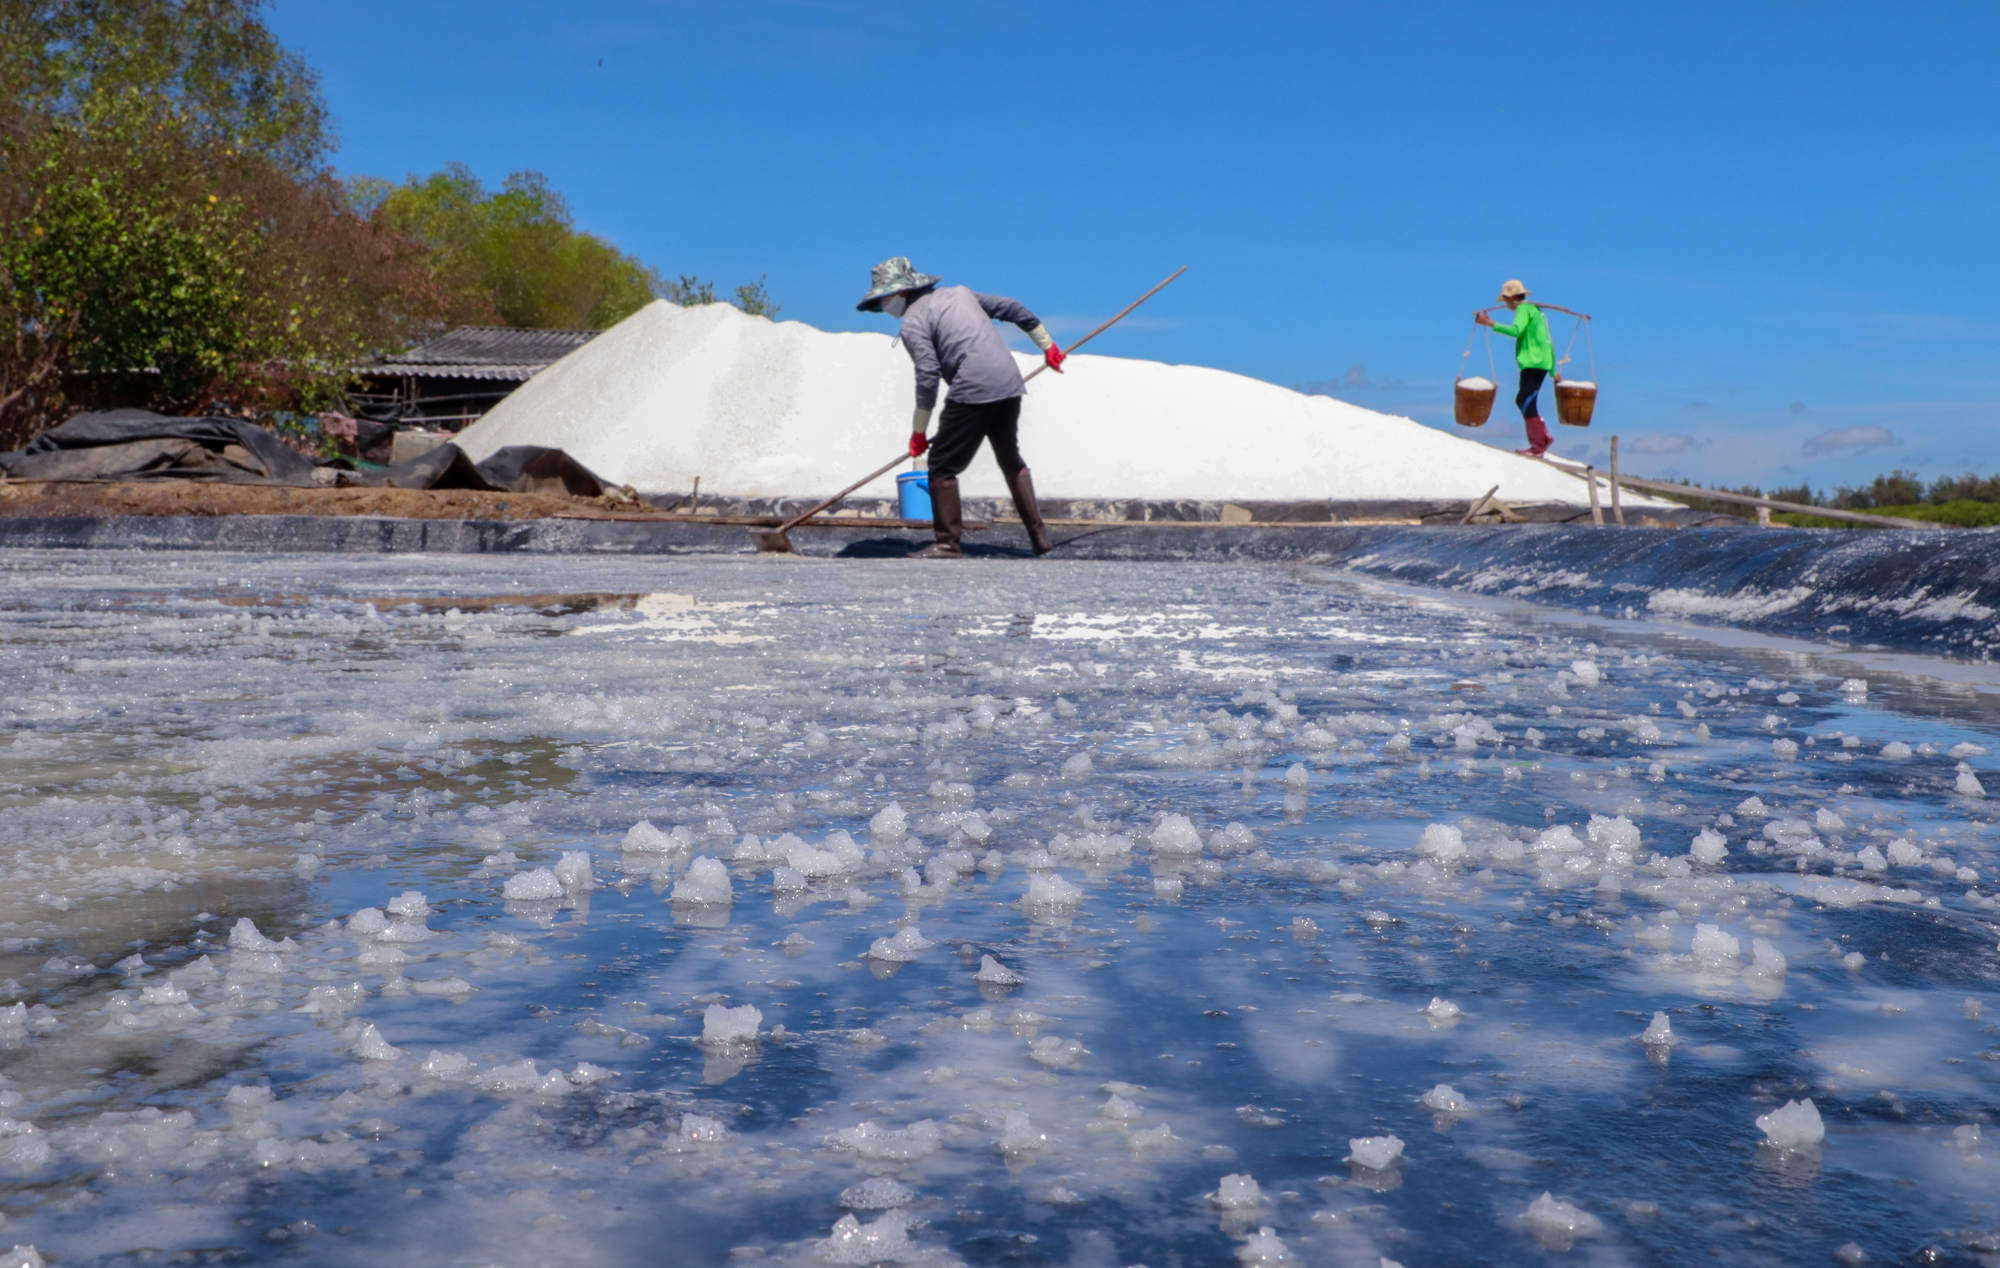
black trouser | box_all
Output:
[928,396,1024,480]
[1515,367,1548,419]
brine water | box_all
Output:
[0,551,1996,1267]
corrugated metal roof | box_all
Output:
[369,326,598,379]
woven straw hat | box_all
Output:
[857,257,941,312]
[1497,279,1530,300]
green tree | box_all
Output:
[367,165,778,330]
[0,2,440,445]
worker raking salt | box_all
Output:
[858,257,1064,559]
[1475,279,1557,457]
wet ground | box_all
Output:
[0,551,1996,1268]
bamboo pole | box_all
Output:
[1022,266,1187,384]
[1586,468,1604,526]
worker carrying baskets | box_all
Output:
[1461,280,1597,454]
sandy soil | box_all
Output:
[0,479,608,521]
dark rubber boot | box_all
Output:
[914,477,963,558]
[1005,467,1053,556]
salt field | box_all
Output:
[2,550,1999,1267]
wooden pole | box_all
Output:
[1459,484,1500,525]
[1609,436,1625,526]
[1586,468,1604,526]
[1022,266,1187,384]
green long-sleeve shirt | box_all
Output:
[1492,302,1554,371]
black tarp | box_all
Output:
[0,410,320,485]
[344,443,613,495]
[1,411,617,498]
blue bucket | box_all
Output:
[896,471,932,522]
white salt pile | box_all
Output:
[454,300,1646,504]
[1640,1012,1677,1047]
[700,1004,761,1045]
[1457,376,1495,391]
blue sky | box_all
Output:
[270,0,1997,494]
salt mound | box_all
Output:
[455,300,1631,504]
[1457,376,1495,391]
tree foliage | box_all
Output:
[0,0,437,446]
[363,165,779,329]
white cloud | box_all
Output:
[1624,432,1701,456]
[1803,425,1898,455]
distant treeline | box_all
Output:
[0,1,771,449]
[1660,469,2000,528]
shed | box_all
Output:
[356,327,598,428]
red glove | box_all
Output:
[1043,344,1066,373]
[908,433,929,458]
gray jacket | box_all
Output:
[895,285,1041,410]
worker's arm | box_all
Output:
[974,291,1040,333]
[1025,322,1066,372]
[1490,317,1521,338]
[908,407,932,457]
[899,311,943,411]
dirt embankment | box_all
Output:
[0,480,605,521]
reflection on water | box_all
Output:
[0,551,1995,1266]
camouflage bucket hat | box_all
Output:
[856,257,941,312]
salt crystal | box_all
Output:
[671,856,733,904]
[1423,997,1461,1022]
[1128,1122,1176,1152]
[816,1211,912,1265]
[1027,1035,1089,1068]
[1419,1084,1471,1113]
[385,891,429,917]
[346,907,389,935]
[552,851,594,890]
[701,1003,761,1044]
[840,1176,914,1210]
[1958,771,1987,798]
[1773,739,1800,760]
[1755,1098,1824,1149]
[1101,1094,1142,1121]
[1857,845,1887,872]
[1153,876,1185,900]
[869,802,908,843]
[1210,1172,1263,1208]
[678,1113,728,1141]
[1881,742,1912,759]
[1691,924,1740,969]
[1345,1135,1404,1169]
[1024,872,1083,911]
[622,820,676,852]
[1570,661,1601,686]
[1284,763,1309,789]
[1690,828,1727,864]
[1417,823,1465,863]
[1236,1227,1291,1265]
[1965,997,1984,1020]
[1640,1012,1677,1046]
[1060,753,1093,777]
[1458,376,1494,390]
[996,1110,1047,1154]
[1150,814,1205,855]
[1953,1124,1982,1150]
[419,1051,475,1080]
[866,925,934,962]
[974,955,1023,984]
[1887,838,1923,866]
[502,868,563,900]
[772,865,807,892]
[1523,1192,1602,1243]
[1842,951,1866,971]
[824,1119,941,1160]
[350,1023,404,1062]
[1951,742,1989,758]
